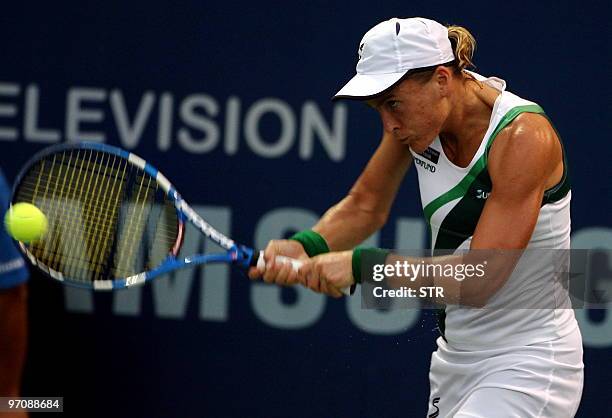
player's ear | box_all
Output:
[434,66,452,96]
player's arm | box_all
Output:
[313,131,413,250]
[301,113,564,303]
[472,113,563,249]
[250,131,413,284]
[453,113,564,305]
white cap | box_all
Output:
[333,17,455,100]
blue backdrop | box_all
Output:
[0,1,610,417]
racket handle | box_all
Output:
[256,251,303,272]
[256,251,351,296]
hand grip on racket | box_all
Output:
[256,251,351,296]
[255,251,303,273]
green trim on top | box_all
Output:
[423,104,545,226]
[433,168,492,250]
[484,104,545,159]
[423,155,486,224]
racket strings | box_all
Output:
[50,151,108,275]
[18,179,177,238]
[114,173,154,277]
[42,151,123,278]
[26,150,121,279]
[14,149,179,284]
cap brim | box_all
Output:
[332,71,407,101]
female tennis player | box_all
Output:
[249,17,583,417]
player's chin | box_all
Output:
[406,142,424,153]
[409,137,436,153]
[400,136,420,149]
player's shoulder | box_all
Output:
[488,112,561,183]
[498,111,557,144]
[489,112,560,165]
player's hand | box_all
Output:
[248,239,308,286]
[298,251,354,298]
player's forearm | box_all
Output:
[313,193,387,251]
[380,251,520,307]
[310,133,412,252]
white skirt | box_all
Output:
[426,325,584,418]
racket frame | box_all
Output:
[11,142,255,290]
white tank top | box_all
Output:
[409,72,577,349]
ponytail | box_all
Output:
[447,25,477,71]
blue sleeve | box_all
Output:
[0,168,29,289]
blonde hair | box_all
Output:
[446,25,477,72]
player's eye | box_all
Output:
[385,100,400,110]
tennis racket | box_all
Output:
[9,142,307,291]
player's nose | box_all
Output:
[380,111,402,134]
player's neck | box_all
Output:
[439,80,499,166]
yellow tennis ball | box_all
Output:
[4,202,48,243]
